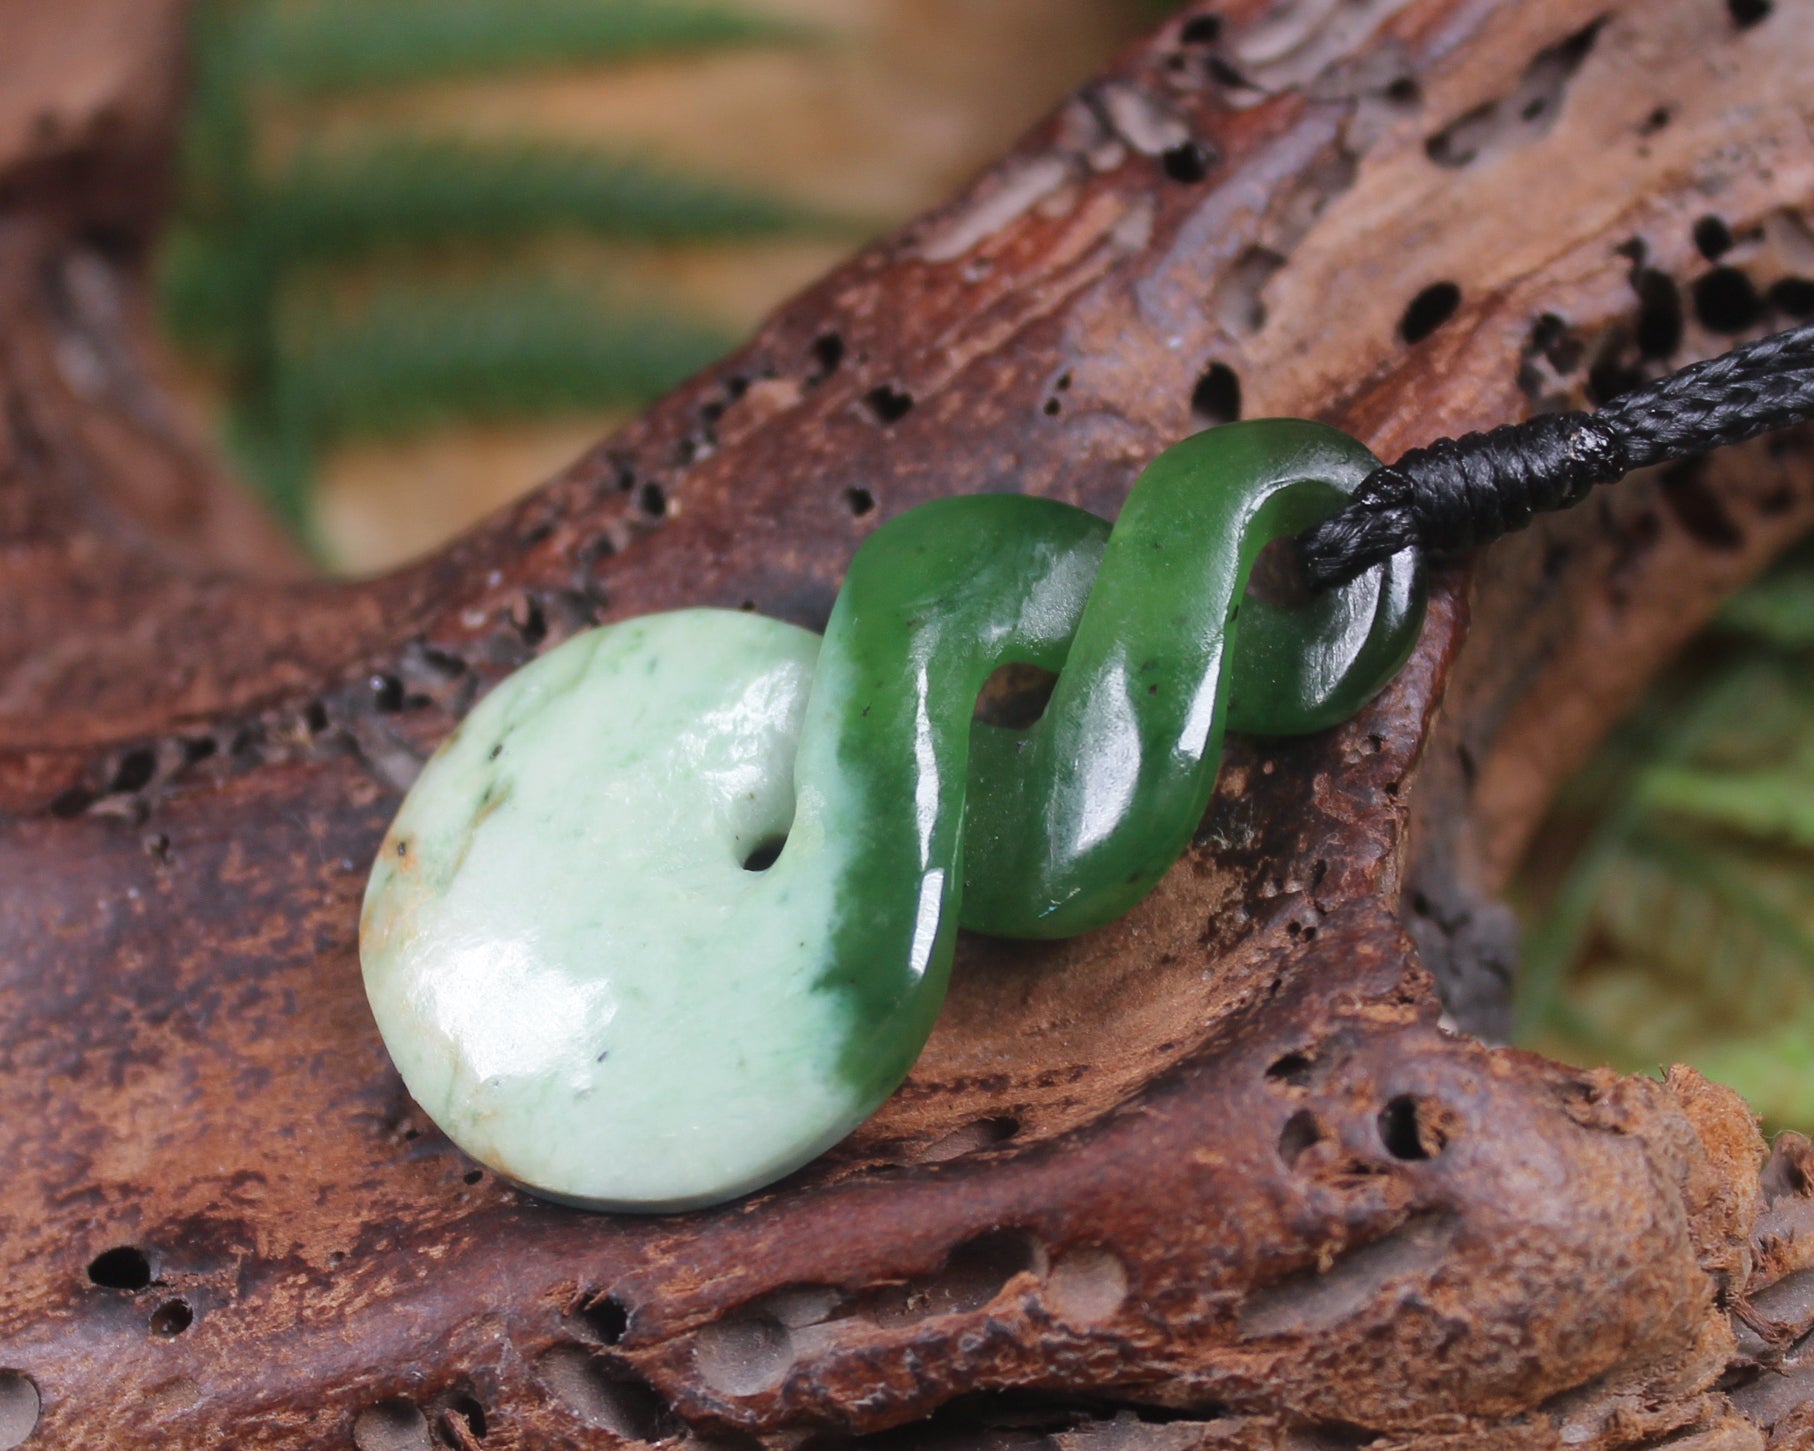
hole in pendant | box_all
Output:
[1244,536,1313,610]
[743,836,788,872]
[88,1246,152,1291]
[973,662,1058,730]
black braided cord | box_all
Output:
[1297,323,1814,591]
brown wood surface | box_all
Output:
[4,1,1814,1448]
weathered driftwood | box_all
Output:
[4,1,1814,1447]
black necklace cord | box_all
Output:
[1297,322,1814,592]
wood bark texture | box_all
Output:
[3,1,1814,1448]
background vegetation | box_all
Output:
[1518,544,1814,1129]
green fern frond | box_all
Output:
[237,0,807,96]
[163,0,829,551]
[1514,658,1782,1035]
[1616,832,1814,989]
[162,137,834,363]
[225,394,317,539]
[177,0,259,221]
[1718,553,1814,649]
[267,135,837,255]
[1639,768,1814,849]
[274,278,735,445]
[1519,539,1814,1132]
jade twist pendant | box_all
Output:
[359,419,1425,1211]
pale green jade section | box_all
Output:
[360,609,869,1211]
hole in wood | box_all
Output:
[350,1400,431,1443]
[1694,267,1762,333]
[1241,1215,1460,1336]
[864,385,914,424]
[1278,1109,1323,1166]
[1161,140,1214,183]
[149,1299,193,1336]
[0,1373,39,1451]
[1632,269,1683,358]
[48,786,95,818]
[1400,282,1461,345]
[1266,1052,1314,1085]
[1424,20,1601,168]
[109,749,155,794]
[1215,248,1282,337]
[865,1229,1044,1328]
[808,331,844,382]
[1585,328,1645,404]
[1190,362,1242,427]
[535,1347,673,1440]
[1769,278,1814,318]
[513,597,547,647]
[1046,1247,1129,1324]
[694,1315,794,1397]
[917,1115,1021,1163]
[846,487,875,517]
[1728,0,1771,26]
[446,1394,487,1440]
[572,1291,631,1346]
[353,1398,432,1451]
[87,1246,151,1291]
[1693,215,1734,261]
[1378,1095,1450,1159]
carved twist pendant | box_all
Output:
[359,420,1425,1210]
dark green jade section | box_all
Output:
[795,419,1425,1098]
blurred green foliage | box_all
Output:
[161,0,830,546]
[1517,544,1814,1129]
